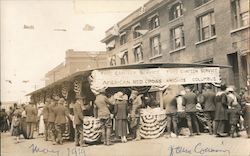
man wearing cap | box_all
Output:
[54,98,69,145]
[94,90,113,145]
[48,99,57,144]
[25,100,38,139]
[43,98,50,141]
[73,96,88,147]
[202,84,216,135]
[183,86,200,136]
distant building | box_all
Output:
[101,0,249,90]
[1,101,18,111]
[45,49,107,86]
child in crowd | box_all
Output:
[12,114,22,143]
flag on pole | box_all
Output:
[5,80,12,84]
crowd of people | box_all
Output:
[0,83,250,146]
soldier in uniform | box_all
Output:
[94,89,113,145]
[183,86,200,136]
[43,98,50,141]
[54,98,69,145]
[129,90,144,141]
[25,100,38,139]
[73,96,88,147]
[48,99,57,144]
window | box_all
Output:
[150,35,161,57]
[120,51,128,65]
[110,55,116,66]
[120,33,127,45]
[106,40,115,51]
[169,2,183,20]
[231,0,249,28]
[197,12,216,41]
[134,45,143,62]
[171,25,185,49]
[149,15,160,30]
[194,0,211,8]
[133,26,142,39]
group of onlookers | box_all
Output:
[1,83,250,146]
[163,84,250,138]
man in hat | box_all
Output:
[54,98,69,145]
[25,100,38,139]
[94,89,113,145]
[183,86,200,136]
[202,84,216,135]
[73,95,88,147]
[43,98,50,141]
[48,99,57,144]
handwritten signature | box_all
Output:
[168,142,230,156]
[29,144,86,156]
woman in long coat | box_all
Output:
[214,84,228,136]
[114,92,129,143]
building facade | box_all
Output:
[45,49,107,85]
[101,0,249,90]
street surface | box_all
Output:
[1,131,250,156]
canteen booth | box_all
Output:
[27,63,230,142]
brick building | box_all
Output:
[101,0,249,90]
[45,49,107,85]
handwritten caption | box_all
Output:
[29,144,86,156]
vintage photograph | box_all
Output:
[1,0,250,156]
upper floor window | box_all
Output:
[171,25,185,50]
[194,0,212,8]
[110,55,116,66]
[106,40,115,51]
[149,15,160,30]
[134,45,143,63]
[231,0,249,29]
[120,32,127,45]
[169,2,183,21]
[119,51,129,65]
[197,12,216,41]
[150,35,161,57]
[133,25,142,39]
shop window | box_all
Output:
[194,0,211,8]
[150,35,161,57]
[120,33,127,45]
[171,25,185,49]
[134,45,143,62]
[120,51,129,65]
[197,12,216,41]
[231,0,249,29]
[149,15,160,30]
[169,2,183,21]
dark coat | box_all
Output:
[25,104,38,123]
[42,105,49,120]
[73,102,84,125]
[48,104,56,123]
[54,105,69,124]
[114,100,128,120]
[214,92,228,120]
[183,91,198,112]
[202,90,216,111]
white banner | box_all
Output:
[93,67,220,87]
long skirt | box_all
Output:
[38,115,45,134]
[115,119,128,137]
[21,117,28,139]
[244,103,250,136]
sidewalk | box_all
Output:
[1,131,250,156]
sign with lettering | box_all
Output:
[93,67,220,87]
